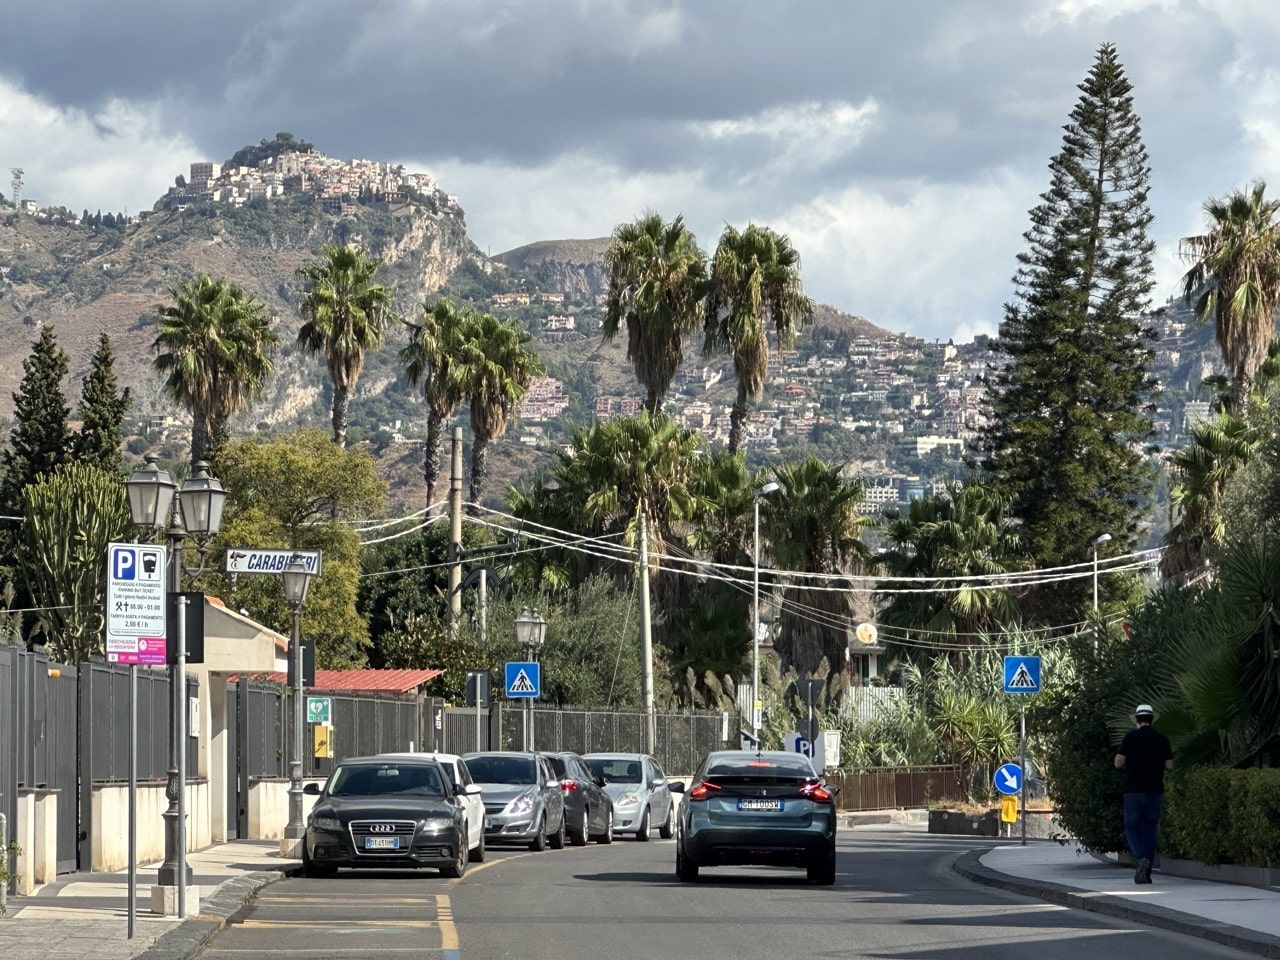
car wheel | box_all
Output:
[570,807,590,846]
[676,843,699,882]
[549,809,567,849]
[658,801,674,839]
[471,827,486,863]
[440,837,468,879]
[636,807,651,841]
[807,848,836,886]
[529,815,548,852]
[595,807,614,844]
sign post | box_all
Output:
[1003,655,1042,847]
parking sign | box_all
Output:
[106,543,168,664]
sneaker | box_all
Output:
[1135,858,1152,884]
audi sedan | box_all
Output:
[302,755,471,878]
[674,750,838,884]
[463,751,567,850]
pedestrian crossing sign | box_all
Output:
[505,661,541,698]
[1003,655,1041,694]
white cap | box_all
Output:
[1133,703,1156,719]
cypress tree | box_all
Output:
[978,43,1158,625]
[0,326,72,517]
[75,331,131,475]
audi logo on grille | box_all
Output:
[368,823,397,834]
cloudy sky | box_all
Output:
[3,0,1280,342]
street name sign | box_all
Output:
[225,548,323,576]
[1003,655,1042,694]
[106,542,168,665]
[505,661,541,698]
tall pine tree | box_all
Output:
[0,325,72,519]
[978,43,1158,625]
[75,331,131,474]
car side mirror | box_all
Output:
[595,777,607,788]
[668,781,686,794]
[462,783,483,796]
[303,782,321,796]
[652,777,666,786]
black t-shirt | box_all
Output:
[1119,725,1173,793]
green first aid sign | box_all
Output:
[306,697,331,724]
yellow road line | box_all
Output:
[237,919,440,929]
[436,893,458,951]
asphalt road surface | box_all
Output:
[196,828,1258,960]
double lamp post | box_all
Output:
[514,607,546,751]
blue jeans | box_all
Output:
[1124,791,1163,864]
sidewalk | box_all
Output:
[0,841,293,960]
[955,840,1280,959]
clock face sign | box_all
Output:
[856,622,878,645]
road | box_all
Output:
[196,828,1256,960]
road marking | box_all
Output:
[437,893,459,950]
[237,919,442,929]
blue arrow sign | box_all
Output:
[1003,655,1041,694]
[505,661,541,698]
[994,763,1022,796]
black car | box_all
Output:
[540,751,614,845]
[674,750,838,885]
[302,755,473,877]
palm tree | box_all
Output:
[153,274,277,465]
[400,298,477,513]
[456,312,543,506]
[704,224,812,454]
[763,457,872,674]
[602,212,708,415]
[297,244,396,447]
[1180,181,1280,404]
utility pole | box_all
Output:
[639,511,655,755]
[449,427,463,627]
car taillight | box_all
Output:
[561,778,580,792]
[689,780,722,801]
[801,782,833,803]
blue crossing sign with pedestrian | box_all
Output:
[505,661,541,698]
[994,762,1023,796]
[1003,655,1041,694]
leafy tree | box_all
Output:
[226,132,315,169]
[456,311,543,506]
[0,326,72,522]
[75,331,130,475]
[20,463,132,663]
[297,244,396,448]
[400,298,475,511]
[153,274,278,465]
[602,212,708,414]
[1180,181,1280,405]
[978,43,1158,625]
[200,430,386,667]
[703,224,812,454]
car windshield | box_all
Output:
[465,755,536,785]
[705,756,815,784]
[586,758,642,784]
[328,763,446,798]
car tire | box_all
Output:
[636,807,651,841]
[595,807,614,844]
[440,838,468,879]
[549,809,567,849]
[658,802,674,839]
[529,815,548,852]
[676,843,699,882]
[807,848,836,886]
[570,807,590,846]
[471,827,486,863]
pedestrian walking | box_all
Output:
[1113,702,1173,884]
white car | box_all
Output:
[380,752,485,861]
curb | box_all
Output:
[137,870,286,960]
[954,848,1280,960]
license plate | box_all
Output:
[738,798,783,811]
[364,836,400,850]
[485,818,494,829]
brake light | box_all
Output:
[689,780,722,801]
[801,782,833,803]
[561,778,580,792]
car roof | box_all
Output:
[336,754,444,766]
[462,751,536,759]
[379,751,463,764]
[703,751,817,774]
[582,753,649,761]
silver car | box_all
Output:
[583,753,677,841]
[463,751,567,851]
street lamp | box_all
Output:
[752,481,780,744]
[125,457,225,912]
[1091,533,1112,652]
[281,554,314,846]
[514,607,546,750]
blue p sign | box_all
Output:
[113,547,135,581]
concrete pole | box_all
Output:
[449,427,463,627]
[639,511,656,755]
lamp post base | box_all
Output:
[150,884,201,917]
[278,836,304,859]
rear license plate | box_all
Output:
[364,837,400,850]
[738,799,783,811]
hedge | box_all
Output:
[1162,766,1280,867]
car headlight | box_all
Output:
[418,817,454,833]
[618,792,640,807]
[310,815,343,831]
[507,790,536,815]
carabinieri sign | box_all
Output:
[225,548,323,576]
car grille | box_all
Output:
[350,819,416,855]
[483,802,507,815]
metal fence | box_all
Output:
[828,765,965,810]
